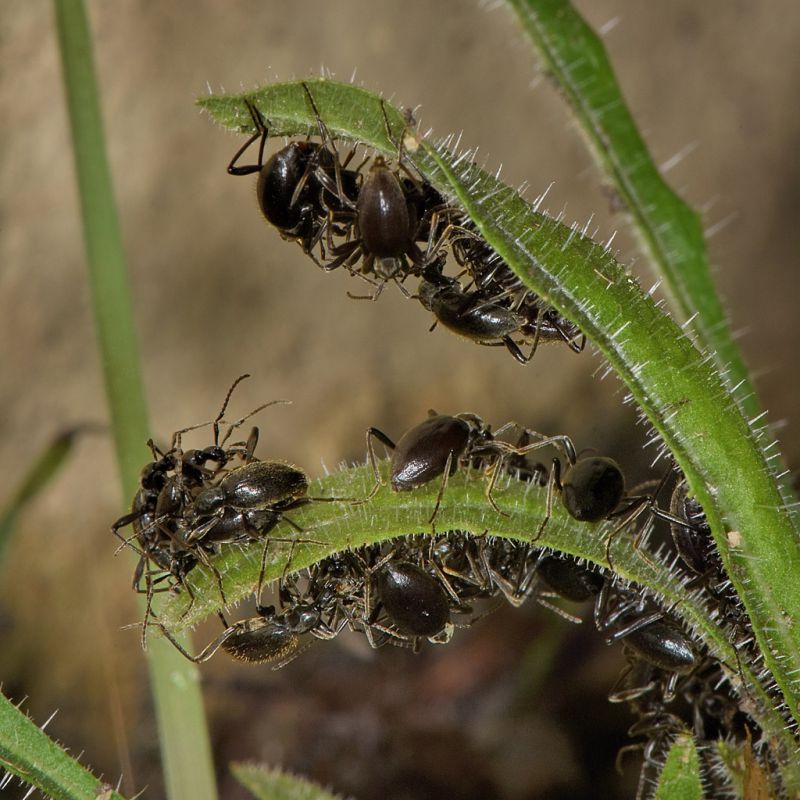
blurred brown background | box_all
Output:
[1,1,797,798]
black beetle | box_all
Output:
[227,95,359,256]
[536,555,605,603]
[157,603,323,667]
[418,279,534,364]
[534,454,676,568]
[366,411,576,525]
[374,560,452,639]
[191,460,309,518]
[594,580,697,703]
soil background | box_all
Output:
[1,2,798,798]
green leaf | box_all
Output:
[155,465,798,791]
[505,0,799,584]
[232,763,347,800]
[503,0,756,418]
[0,691,127,800]
[53,1,217,798]
[653,732,703,800]
[197,80,800,753]
[0,427,89,560]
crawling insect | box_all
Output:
[111,375,281,646]
[157,605,325,667]
[533,454,684,568]
[366,410,576,525]
[227,94,360,257]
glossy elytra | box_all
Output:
[534,453,680,568]
[227,90,360,257]
[594,580,697,706]
[365,411,576,524]
[374,560,451,638]
[157,604,320,667]
[418,278,535,364]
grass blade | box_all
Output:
[0,427,89,560]
[53,1,218,798]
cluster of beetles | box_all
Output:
[112,83,771,797]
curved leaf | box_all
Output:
[154,466,797,789]
[0,427,89,560]
[0,692,127,800]
[197,80,800,740]
[504,0,752,410]
[505,0,800,580]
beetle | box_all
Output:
[532,453,682,568]
[365,410,576,525]
[536,555,605,604]
[417,278,534,363]
[594,579,697,701]
[373,560,452,640]
[227,92,360,257]
[157,604,322,667]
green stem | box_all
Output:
[504,1,751,412]
[507,0,799,541]
[53,2,217,798]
